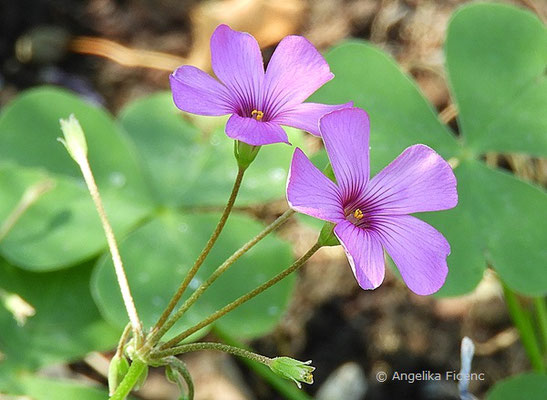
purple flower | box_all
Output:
[287,108,458,295]
[170,24,351,146]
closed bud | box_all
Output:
[269,357,315,389]
[58,114,88,164]
[108,354,130,396]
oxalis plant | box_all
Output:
[58,24,457,398]
[0,2,545,400]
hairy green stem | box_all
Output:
[152,342,271,365]
[79,156,142,339]
[215,328,312,400]
[109,358,147,400]
[165,356,194,400]
[160,242,322,349]
[148,167,246,340]
[503,284,545,372]
[534,297,547,356]
[148,209,295,345]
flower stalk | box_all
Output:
[152,343,315,390]
[165,356,194,400]
[152,342,271,365]
[147,209,295,346]
[115,323,132,359]
[59,115,143,339]
[160,242,322,349]
[149,165,246,341]
[214,329,313,400]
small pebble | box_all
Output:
[315,362,367,400]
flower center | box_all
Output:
[251,109,264,121]
[346,207,369,228]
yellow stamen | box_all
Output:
[353,209,364,220]
[251,109,264,121]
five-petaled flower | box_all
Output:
[170,24,351,146]
[287,108,458,295]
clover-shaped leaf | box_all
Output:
[119,92,305,208]
[447,3,547,156]
[311,3,547,296]
[4,374,127,400]
[0,88,153,270]
[486,373,547,400]
[0,259,119,374]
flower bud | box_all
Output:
[269,357,315,389]
[234,140,261,169]
[58,114,88,164]
[318,222,340,247]
[108,353,130,395]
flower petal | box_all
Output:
[334,220,385,290]
[273,102,353,136]
[263,36,334,116]
[226,114,289,146]
[286,148,345,223]
[375,215,449,295]
[210,24,264,114]
[319,108,371,201]
[365,145,458,214]
[170,66,236,116]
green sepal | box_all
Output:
[234,140,261,170]
[318,222,340,247]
